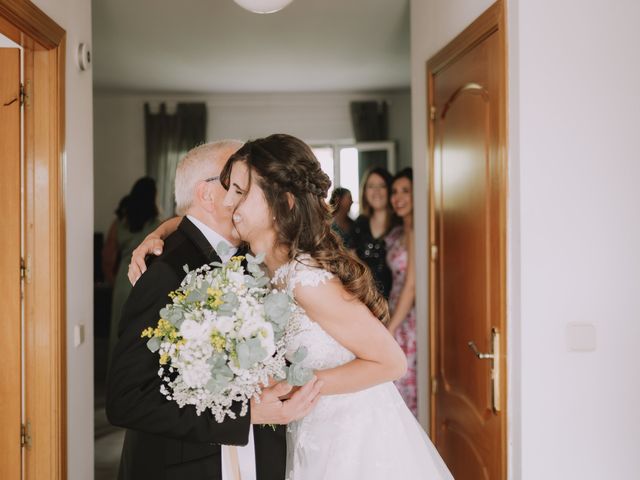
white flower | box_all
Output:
[214,315,235,334]
[258,322,276,356]
[180,319,213,341]
[238,316,262,339]
[227,271,245,287]
[181,361,212,388]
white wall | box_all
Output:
[516,0,640,478]
[30,1,94,479]
[93,89,411,233]
[411,0,640,479]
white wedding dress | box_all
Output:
[273,256,454,480]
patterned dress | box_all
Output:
[386,225,418,416]
[351,215,392,298]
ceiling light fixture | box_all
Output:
[232,0,294,14]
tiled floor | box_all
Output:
[95,334,124,480]
[95,408,124,480]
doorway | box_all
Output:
[0,1,66,478]
[427,2,508,479]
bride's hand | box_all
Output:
[278,385,301,400]
[128,235,164,285]
[250,377,322,425]
[128,216,182,285]
[261,376,301,400]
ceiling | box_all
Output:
[92,0,410,93]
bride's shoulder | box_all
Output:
[273,253,334,294]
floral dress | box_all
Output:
[386,225,417,416]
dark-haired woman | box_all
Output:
[329,187,354,247]
[351,167,395,298]
[108,177,160,359]
[218,135,450,479]
[386,168,417,416]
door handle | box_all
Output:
[467,328,501,412]
[3,97,17,106]
[467,341,494,359]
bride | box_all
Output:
[131,134,453,479]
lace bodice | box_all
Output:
[274,257,453,480]
[272,255,356,371]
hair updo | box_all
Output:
[220,133,389,324]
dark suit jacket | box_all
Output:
[106,217,286,480]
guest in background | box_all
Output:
[351,167,395,298]
[107,177,161,361]
[102,195,129,286]
[329,187,355,247]
[385,167,417,416]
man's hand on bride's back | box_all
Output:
[250,377,322,425]
[128,235,165,285]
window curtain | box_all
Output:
[145,102,207,217]
[350,101,388,142]
[350,101,390,175]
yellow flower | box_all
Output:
[210,334,226,352]
[159,353,169,365]
[207,287,222,297]
[141,327,154,338]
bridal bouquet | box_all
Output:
[141,253,312,422]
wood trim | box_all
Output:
[0,0,64,48]
[427,1,502,75]
[426,0,508,474]
[0,2,66,478]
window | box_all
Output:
[311,141,396,218]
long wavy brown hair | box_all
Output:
[220,134,389,324]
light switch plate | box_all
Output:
[566,322,596,352]
[74,324,85,347]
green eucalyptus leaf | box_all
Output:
[146,337,161,353]
[236,338,268,369]
[216,241,231,257]
[288,346,308,364]
[287,363,314,386]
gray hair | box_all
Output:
[174,140,243,215]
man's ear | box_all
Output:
[197,181,215,210]
[286,192,295,210]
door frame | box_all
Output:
[0,1,66,478]
[426,0,508,474]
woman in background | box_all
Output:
[351,167,395,298]
[385,167,417,416]
[329,187,355,247]
[107,177,161,361]
[102,195,129,285]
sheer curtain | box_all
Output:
[145,102,207,217]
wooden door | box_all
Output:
[428,3,507,480]
[1,1,67,477]
[0,46,23,480]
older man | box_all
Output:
[106,141,321,480]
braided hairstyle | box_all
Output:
[220,134,389,324]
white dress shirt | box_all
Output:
[186,215,238,263]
